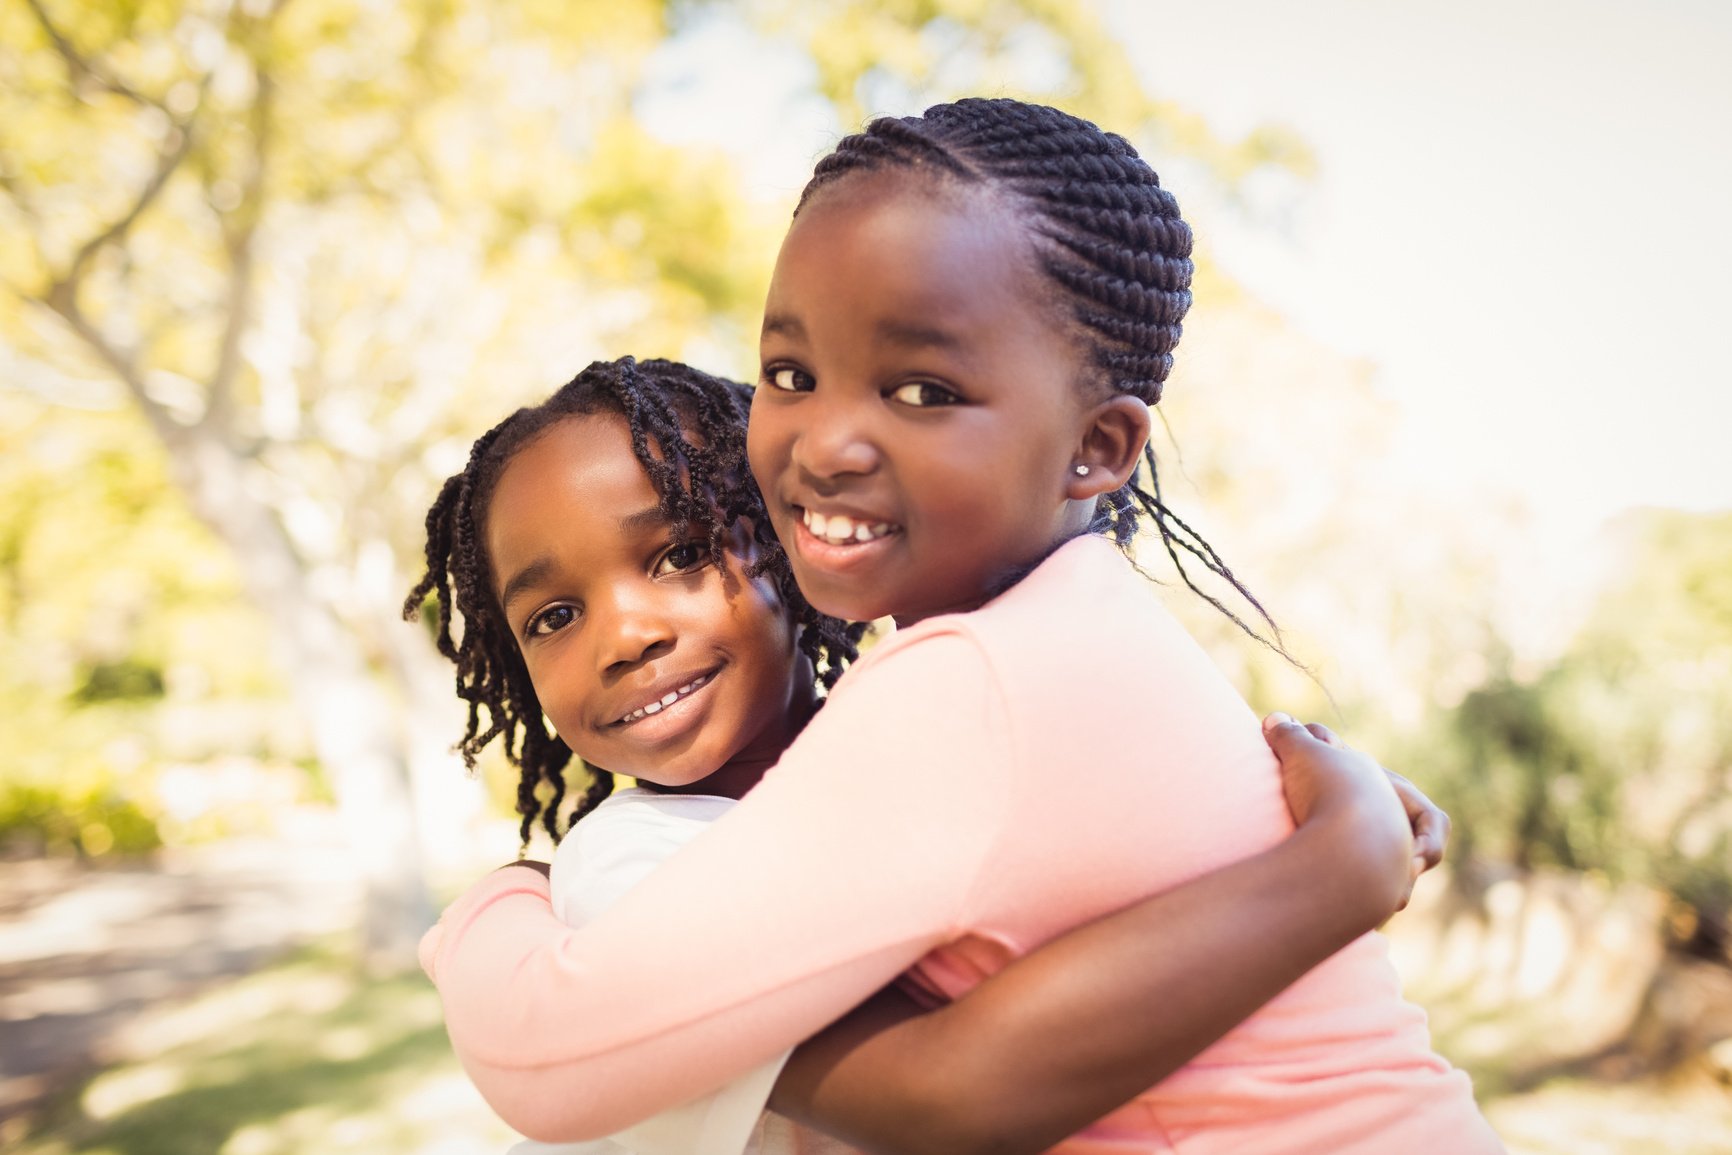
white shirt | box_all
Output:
[508,789,850,1155]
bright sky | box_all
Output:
[1106,0,1732,534]
[638,0,1732,536]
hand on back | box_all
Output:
[1261,714,1449,916]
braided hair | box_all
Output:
[798,98,1280,648]
[404,357,866,849]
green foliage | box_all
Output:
[0,776,163,857]
[0,391,291,857]
[1420,509,1732,920]
[756,0,1310,188]
[72,658,167,703]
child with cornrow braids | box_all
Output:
[420,98,1503,1154]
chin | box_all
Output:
[802,587,889,625]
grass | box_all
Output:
[1484,1069,1732,1155]
[6,941,516,1155]
[7,938,1730,1155]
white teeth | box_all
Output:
[618,673,713,724]
[801,508,898,546]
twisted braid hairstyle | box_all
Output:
[404,357,866,849]
[799,97,1281,648]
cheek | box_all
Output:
[746,406,793,497]
[523,651,578,727]
[742,576,797,653]
[735,579,801,689]
[905,437,1025,532]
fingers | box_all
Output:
[1304,721,1344,748]
[1261,710,1303,733]
[1260,711,1319,746]
[1412,806,1449,872]
[1383,770,1450,873]
[1261,713,1346,749]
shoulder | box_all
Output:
[987,534,1145,623]
[549,789,737,919]
[829,617,1001,715]
[562,790,733,850]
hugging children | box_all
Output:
[410,99,1502,1155]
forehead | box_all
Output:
[768,174,1056,340]
[485,414,656,578]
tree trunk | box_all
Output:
[167,424,433,972]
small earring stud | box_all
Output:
[1073,464,1090,477]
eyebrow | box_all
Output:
[875,318,963,351]
[498,556,555,614]
[761,312,805,340]
[499,505,673,612]
[617,505,671,535]
[762,311,962,352]
[498,507,673,613]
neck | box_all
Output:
[892,506,1097,629]
[636,758,771,801]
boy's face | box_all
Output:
[486,414,811,797]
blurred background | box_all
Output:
[2,0,1728,1152]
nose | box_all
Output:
[790,387,881,486]
[593,586,675,677]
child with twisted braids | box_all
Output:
[417,99,1502,1154]
[410,356,864,1154]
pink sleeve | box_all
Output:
[421,630,1012,1143]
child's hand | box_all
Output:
[1261,713,1437,915]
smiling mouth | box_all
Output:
[614,671,716,726]
[799,507,902,546]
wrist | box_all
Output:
[1295,799,1410,931]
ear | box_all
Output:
[1066,394,1151,500]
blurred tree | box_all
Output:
[753,0,1311,193]
[0,0,752,970]
[0,0,1313,968]
[0,391,256,857]
[1417,510,1732,940]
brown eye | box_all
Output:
[526,605,578,638]
[764,366,815,392]
[654,542,707,576]
[890,381,959,407]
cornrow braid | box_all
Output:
[404,357,866,851]
[797,97,1284,652]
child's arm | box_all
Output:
[420,634,1018,1142]
[771,718,1431,1155]
[419,631,1427,1145]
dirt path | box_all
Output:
[0,831,359,1122]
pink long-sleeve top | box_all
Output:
[422,535,1502,1154]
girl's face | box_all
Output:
[750,175,1098,626]
[486,414,812,798]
